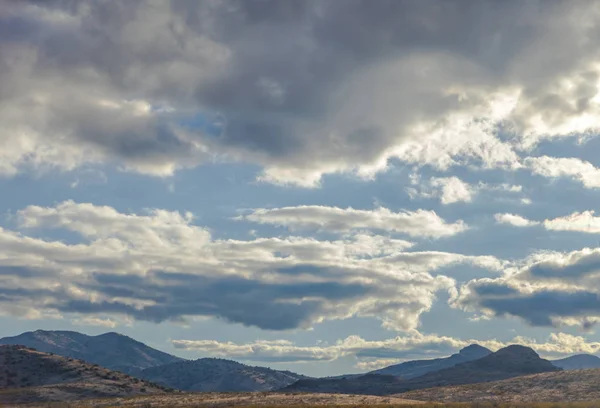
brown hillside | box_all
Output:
[401,368,600,403]
[0,345,169,404]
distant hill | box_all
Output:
[391,344,561,392]
[283,373,405,395]
[369,344,492,378]
[402,368,600,403]
[552,354,600,370]
[0,345,169,404]
[0,330,183,374]
[139,357,310,392]
[284,345,560,395]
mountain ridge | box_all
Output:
[369,343,492,378]
[0,330,183,374]
[551,354,600,370]
[139,356,311,392]
[284,345,561,395]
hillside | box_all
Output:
[552,354,600,370]
[0,330,183,374]
[284,345,560,396]
[370,344,492,378]
[0,345,168,404]
[402,368,600,403]
[139,357,309,392]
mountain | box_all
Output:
[402,368,600,403]
[369,344,492,378]
[139,357,310,392]
[0,330,183,374]
[284,345,560,396]
[0,345,169,404]
[391,344,561,392]
[552,354,600,370]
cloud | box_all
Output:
[454,247,600,328]
[172,331,485,363]
[525,156,600,189]
[409,176,475,204]
[408,175,523,205]
[544,211,600,233]
[494,210,600,233]
[4,2,600,184]
[71,316,118,329]
[172,331,600,366]
[0,201,501,331]
[494,213,539,227]
[238,206,468,238]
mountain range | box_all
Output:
[284,345,561,395]
[2,329,600,397]
[0,330,309,392]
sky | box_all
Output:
[3,0,600,377]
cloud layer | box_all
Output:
[239,206,467,238]
[172,331,600,368]
[4,1,600,185]
[0,201,500,331]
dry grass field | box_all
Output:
[402,369,600,403]
[12,393,600,408]
[12,391,423,407]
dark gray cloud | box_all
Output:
[3,1,600,184]
[528,253,600,280]
[65,270,371,330]
[456,248,600,328]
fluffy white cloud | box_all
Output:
[494,210,600,233]
[238,206,468,238]
[494,213,539,227]
[525,156,600,189]
[0,201,501,331]
[4,2,600,185]
[411,176,474,204]
[544,211,600,233]
[173,331,600,366]
[70,316,118,329]
[408,175,523,205]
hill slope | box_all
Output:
[285,345,560,396]
[139,357,309,392]
[0,345,168,404]
[0,330,183,374]
[369,344,491,378]
[402,368,600,403]
[552,354,600,370]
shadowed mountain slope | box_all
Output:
[369,344,492,378]
[139,357,309,392]
[551,354,600,370]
